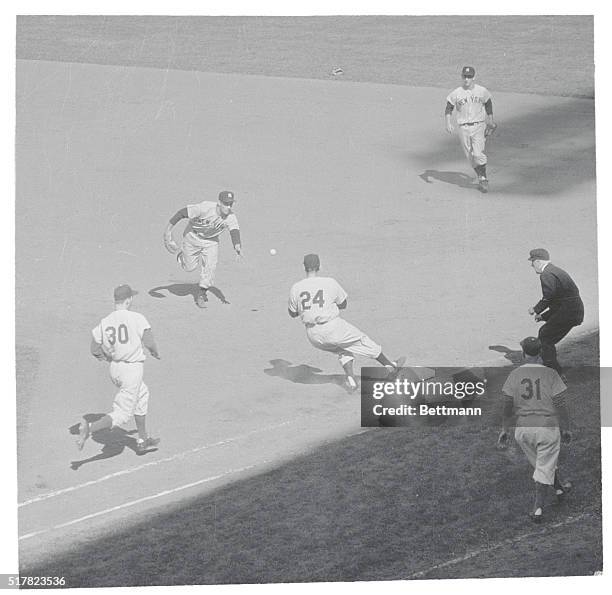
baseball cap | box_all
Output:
[303,253,320,270]
[114,284,138,301]
[462,66,476,78]
[528,248,550,261]
[520,336,542,356]
[218,190,235,205]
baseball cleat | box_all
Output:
[530,507,543,523]
[195,289,208,308]
[136,437,160,455]
[76,419,90,451]
[478,177,489,193]
[385,356,406,380]
[344,375,359,393]
[555,481,573,500]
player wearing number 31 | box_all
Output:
[288,254,403,393]
[75,285,161,455]
[497,337,572,523]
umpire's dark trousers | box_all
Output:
[538,302,584,373]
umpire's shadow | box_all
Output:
[489,344,523,364]
[68,413,148,470]
[419,169,477,189]
[149,283,229,304]
[264,359,345,387]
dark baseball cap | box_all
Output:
[218,190,235,205]
[303,253,320,270]
[462,66,476,78]
[114,284,138,301]
[520,336,542,356]
[528,248,550,261]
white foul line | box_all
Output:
[19,461,265,541]
[19,420,294,508]
[405,511,593,579]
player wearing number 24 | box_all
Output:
[497,337,572,523]
[288,254,403,393]
[75,285,161,455]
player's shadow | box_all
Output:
[488,344,523,365]
[264,359,345,386]
[419,170,477,190]
[149,283,230,305]
[67,413,152,470]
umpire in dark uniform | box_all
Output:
[527,248,584,374]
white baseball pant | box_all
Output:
[180,232,219,289]
[306,317,382,366]
[109,361,150,427]
[514,426,561,485]
[458,121,487,168]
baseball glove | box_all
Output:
[164,232,179,254]
[485,122,498,137]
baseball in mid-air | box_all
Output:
[270,248,277,256]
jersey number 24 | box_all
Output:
[300,290,325,310]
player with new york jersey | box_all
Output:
[445,66,497,193]
[288,254,403,393]
[164,190,242,308]
[76,284,161,455]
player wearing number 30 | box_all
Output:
[75,285,161,455]
[288,254,402,393]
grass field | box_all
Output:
[15,16,600,585]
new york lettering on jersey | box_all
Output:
[289,277,347,325]
[92,310,150,363]
[186,201,238,240]
[447,85,491,124]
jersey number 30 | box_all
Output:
[105,324,129,345]
[300,290,325,310]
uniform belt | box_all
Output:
[305,320,329,328]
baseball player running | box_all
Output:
[76,285,161,455]
[497,337,572,523]
[164,190,242,308]
[445,66,497,193]
[288,254,403,392]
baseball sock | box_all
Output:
[534,481,547,511]
[376,353,394,367]
[89,415,112,434]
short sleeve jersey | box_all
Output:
[185,201,240,240]
[501,363,567,426]
[92,310,151,363]
[288,277,348,325]
[446,84,492,125]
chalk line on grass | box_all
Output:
[19,420,294,508]
[19,461,266,541]
[405,511,593,579]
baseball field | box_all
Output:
[15,16,601,585]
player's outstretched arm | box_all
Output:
[164,208,188,253]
